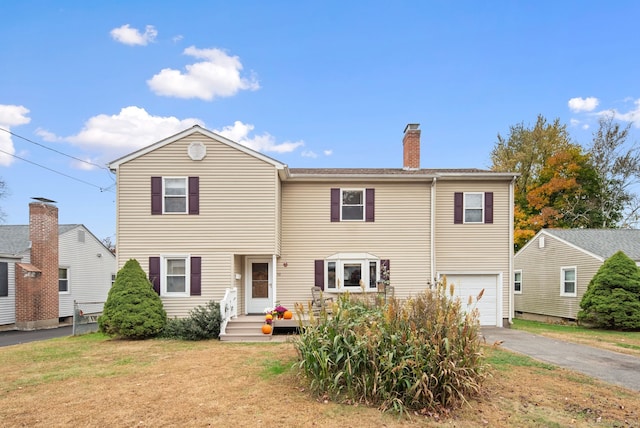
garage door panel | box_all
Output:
[444,274,498,326]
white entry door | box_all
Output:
[246,258,273,314]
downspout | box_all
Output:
[430,177,436,285]
[508,175,516,326]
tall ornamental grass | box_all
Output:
[293,278,487,414]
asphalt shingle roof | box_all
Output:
[0,224,80,255]
[544,229,640,260]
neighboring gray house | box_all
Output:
[513,228,640,322]
[0,201,116,329]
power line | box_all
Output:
[0,146,114,193]
[0,127,108,170]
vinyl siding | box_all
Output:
[0,257,17,325]
[278,180,431,309]
[115,132,280,317]
[514,233,602,319]
[434,180,512,321]
[58,226,117,317]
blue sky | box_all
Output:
[1,1,639,243]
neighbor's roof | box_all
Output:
[543,229,640,260]
[0,224,80,255]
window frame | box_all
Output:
[160,254,191,297]
[0,261,8,297]
[341,188,365,221]
[324,253,380,292]
[514,269,522,294]
[59,266,70,294]
[464,192,484,224]
[560,266,577,297]
[163,177,188,214]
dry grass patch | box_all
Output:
[0,334,638,427]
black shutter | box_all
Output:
[484,192,493,224]
[151,177,162,215]
[330,188,340,222]
[0,262,8,297]
[149,257,160,294]
[314,260,324,290]
[188,177,199,215]
[365,188,375,222]
[190,256,201,296]
[454,192,463,224]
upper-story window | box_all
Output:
[164,178,187,213]
[151,176,199,215]
[454,192,493,224]
[331,188,375,222]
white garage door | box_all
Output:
[442,274,499,326]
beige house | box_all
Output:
[514,229,640,322]
[108,124,517,328]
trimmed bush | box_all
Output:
[293,278,486,414]
[160,300,221,340]
[98,259,166,339]
[578,251,640,330]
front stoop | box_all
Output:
[220,315,273,342]
[219,315,303,342]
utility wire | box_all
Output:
[0,146,114,193]
[0,127,108,170]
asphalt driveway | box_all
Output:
[481,327,640,392]
[0,325,72,347]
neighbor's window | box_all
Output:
[59,267,69,293]
[514,270,522,294]
[111,273,116,287]
[163,177,188,213]
[342,189,364,221]
[464,192,484,223]
[561,267,577,296]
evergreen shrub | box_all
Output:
[160,300,221,340]
[98,259,167,339]
[578,250,640,330]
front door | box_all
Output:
[246,258,272,314]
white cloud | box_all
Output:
[301,150,317,158]
[568,97,599,113]
[582,124,590,130]
[607,99,640,127]
[147,46,259,100]
[214,121,303,153]
[172,35,184,44]
[37,106,202,162]
[0,104,31,166]
[110,24,157,46]
[323,149,333,156]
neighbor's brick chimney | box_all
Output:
[15,200,59,330]
[403,123,421,170]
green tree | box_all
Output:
[98,258,167,339]
[578,251,640,330]
[588,113,639,228]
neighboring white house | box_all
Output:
[0,201,116,330]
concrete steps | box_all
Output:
[219,315,302,342]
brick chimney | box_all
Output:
[403,123,421,170]
[15,200,59,330]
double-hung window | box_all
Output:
[341,190,364,221]
[59,267,70,293]
[514,270,522,294]
[163,177,187,213]
[561,267,577,297]
[331,188,375,222]
[151,176,199,215]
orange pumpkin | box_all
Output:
[283,310,293,320]
[261,324,272,334]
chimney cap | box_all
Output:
[31,197,57,204]
[404,123,420,133]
